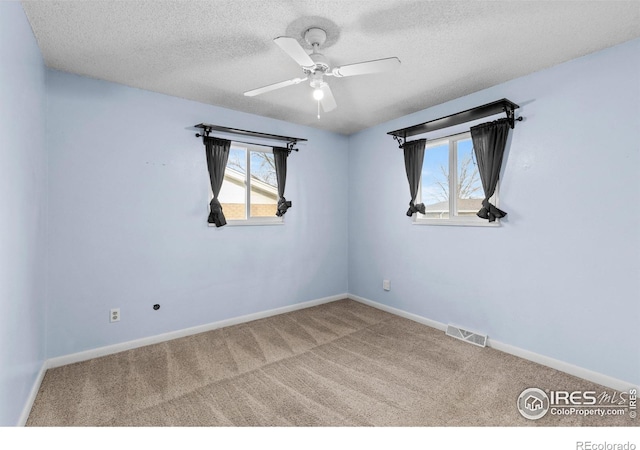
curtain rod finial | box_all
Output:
[505,109,524,129]
[286,141,299,153]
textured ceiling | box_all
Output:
[21,0,640,135]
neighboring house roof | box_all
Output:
[224,168,278,198]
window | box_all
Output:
[417,132,497,226]
[216,142,282,225]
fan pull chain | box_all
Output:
[317,100,321,120]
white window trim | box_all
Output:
[414,132,500,227]
[209,141,284,227]
[414,217,499,227]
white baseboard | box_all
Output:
[348,294,448,332]
[486,339,637,393]
[348,294,638,392]
[18,360,48,426]
[47,293,347,369]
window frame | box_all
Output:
[210,141,284,227]
[414,132,500,227]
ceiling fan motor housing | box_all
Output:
[309,53,330,73]
[304,28,330,74]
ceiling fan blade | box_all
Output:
[320,84,337,112]
[273,36,315,68]
[331,57,400,78]
[244,77,307,97]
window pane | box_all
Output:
[249,151,278,217]
[456,139,483,217]
[421,142,450,219]
[219,147,246,220]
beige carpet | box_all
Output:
[27,299,636,426]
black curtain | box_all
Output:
[273,147,291,217]
[403,139,427,217]
[204,136,231,227]
[470,118,510,222]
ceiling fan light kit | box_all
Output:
[312,86,325,101]
[244,26,400,118]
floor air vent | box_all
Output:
[445,324,487,348]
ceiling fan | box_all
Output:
[244,27,400,116]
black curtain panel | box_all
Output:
[403,139,427,217]
[273,147,292,217]
[470,118,510,222]
[204,136,231,227]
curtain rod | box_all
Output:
[194,123,306,152]
[388,98,523,148]
[421,129,471,142]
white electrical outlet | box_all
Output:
[383,279,390,291]
[110,308,120,323]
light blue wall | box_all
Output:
[0,2,47,426]
[348,38,640,385]
[45,70,349,358]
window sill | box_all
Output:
[209,218,284,227]
[413,218,500,227]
